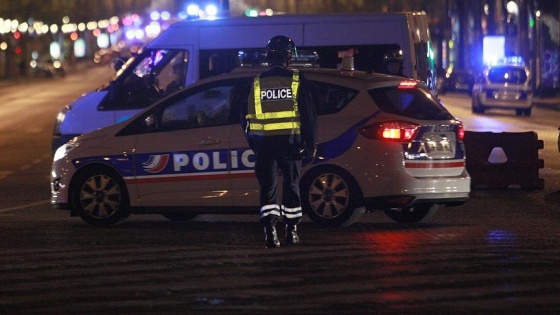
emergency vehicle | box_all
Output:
[471,62,533,116]
[51,67,470,227]
[52,12,437,153]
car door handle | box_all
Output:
[199,137,221,145]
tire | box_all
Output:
[300,166,365,227]
[524,107,532,116]
[471,97,485,114]
[72,167,130,226]
[515,109,523,116]
[162,213,198,221]
[384,204,441,223]
[557,127,560,153]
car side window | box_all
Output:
[159,82,236,131]
[310,81,358,115]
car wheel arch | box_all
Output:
[69,163,131,226]
[300,164,365,227]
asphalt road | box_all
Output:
[1,179,560,314]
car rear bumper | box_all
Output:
[360,170,471,210]
[480,95,532,109]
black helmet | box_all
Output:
[384,49,403,63]
[265,35,297,63]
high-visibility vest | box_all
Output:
[246,70,301,136]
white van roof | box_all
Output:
[146,13,424,50]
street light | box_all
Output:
[506,1,519,16]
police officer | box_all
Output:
[242,35,317,249]
[383,49,404,76]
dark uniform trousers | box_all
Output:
[254,147,303,226]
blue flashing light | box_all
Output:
[187,4,200,17]
[502,56,525,66]
[205,4,218,17]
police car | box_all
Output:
[51,67,470,227]
[471,63,532,116]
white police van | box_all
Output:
[52,12,437,153]
[51,67,469,227]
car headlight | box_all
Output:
[53,139,79,162]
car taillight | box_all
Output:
[358,121,419,142]
[457,122,465,141]
[398,81,418,89]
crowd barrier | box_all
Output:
[464,131,544,190]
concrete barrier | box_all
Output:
[464,131,544,190]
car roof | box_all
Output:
[197,66,422,90]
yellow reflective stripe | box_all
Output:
[246,110,299,120]
[253,74,263,115]
[291,70,299,112]
[250,121,301,131]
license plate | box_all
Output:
[495,90,520,100]
[420,132,456,158]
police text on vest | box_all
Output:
[260,88,293,101]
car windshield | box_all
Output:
[488,67,527,84]
[368,86,453,120]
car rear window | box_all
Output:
[368,86,453,120]
[488,67,527,84]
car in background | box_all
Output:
[30,58,67,78]
[51,67,470,228]
[438,68,475,96]
[471,63,532,116]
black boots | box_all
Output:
[264,224,299,248]
[264,225,280,248]
[262,217,300,248]
[262,216,280,248]
[285,224,300,244]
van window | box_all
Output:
[199,44,402,80]
[368,87,453,120]
[199,49,242,80]
[307,45,401,74]
[106,49,189,110]
[158,52,189,94]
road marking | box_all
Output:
[0,200,50,213]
